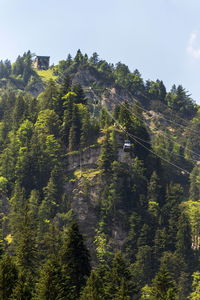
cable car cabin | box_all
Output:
[123,140,132,152]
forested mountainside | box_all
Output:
[0,50,200,299]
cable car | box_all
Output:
[123,140,132,152]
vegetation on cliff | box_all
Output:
[0,50,200,299]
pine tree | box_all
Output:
[104,251,135,300]
[68,105,81,151]
[0,254,18,300]
[150,265,177,300]
[113,278,131,300]
[38,79,59,110]
[34,259,65,300]
[59,74,72,98]
[9,273,33,300]
[99,131,114,175]
[131,245,153,288]
[72,83,87,104]
[80,269,106,300]
[147,171,161,204]
[175,211,193,270]
[74,49,84,64]
[89,52,99,65]
[9,183,38,298]
[189,272,200,300]
[161,183,183,251]
[80,113,91,148]
[12,95,26,129]
[39,165,63,222]
[189,166,200,201]
[59,221,91,299]
[68,124,77,152]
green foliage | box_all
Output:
[99,131,114,175]
[34,259,65,300]
[103,251,135,300]
[0,50,199,298]
[182,200,200,243]
[146,265,177,299]
[166,85,197,119]
[175,211,193,268]
[59,222,91,299]
[131,245,153,288]
[0,254,18,300]
[189,272,200,300]
[94,227,112,263]
[36,68,58,82]
[146,79,166,102]
[0,59,11,79]
[80,269,106,300]
[12,51,36,84]
[189,165,200,200]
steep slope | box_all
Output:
[0,50,199,299]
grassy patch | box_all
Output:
[74,168,100,179]
[36,69,58,82]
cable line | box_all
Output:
[105,108,194,177]
[111,95,200,160]
[126,91,200,136]
[84,86,199,135]
[84,86,200,162]
[85,86,192,129]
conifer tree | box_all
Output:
[59,221,91,299]
[10,183,38,296]
[38,79,59,110]
[68,125,77,152]
[74,49,84,64]
[39,165,63,221]
[99,131,114,175]
[147,171,161,204]
[189,166,200,201]
[80,269,106,300]
[131,245,153,288]
[150,265,177,299]
[161,183,183,251]
[175,211,193,270]
[72,83,87,104]
[189,272,200,300]
[12,95,26,129]
[0,254,18,300]
[113,278,131,300]
[34,259,65,300]
[9,273,33,300]
[104,251,135,300]
[68,105,81,151]
[59,74,72,98]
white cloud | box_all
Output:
[187,31,200,59]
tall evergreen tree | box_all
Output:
[104,251,136,300]
[59,221,91,299]
[0,254,18,300]
[99,131,114,175]
[80,269,106,300]
[150,265,177,300]
[175,211,193,270]
[34,259,65,300]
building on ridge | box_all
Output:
[33,56,50,70]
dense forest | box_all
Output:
[0,50,200,299]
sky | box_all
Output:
[1,0,200,102]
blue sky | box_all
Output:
[1,0,200,102]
